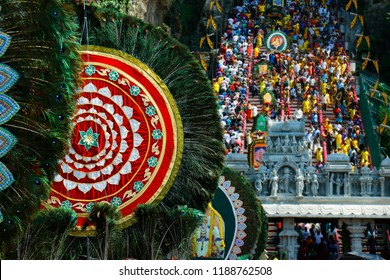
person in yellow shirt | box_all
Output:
[335,132,342,149]
[351,138,359,152]
[258,4,266,15]
[254,46,260,58]
[303,40,310,52]
[283,14,291,26]
[341,142,349,156]
[213,81,220,94]
[303,98,311,115]
[361,148,370,167]
[348,107,356,120]
[321,82,327,95]
[256,32,263,47]
[260,79,266,93]
[324,118,333,134]
[294,23,300,34]
[315,147,323,163]
[323,92,330,109]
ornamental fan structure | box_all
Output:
[0,31,19,223]
[46,47,184,229]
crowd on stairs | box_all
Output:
[216,0,370,170]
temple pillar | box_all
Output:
[347,219,366,253]
[379,177,385,197]
[277,217,299,260]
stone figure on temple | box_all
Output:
[255,173,264,196]
[311,174,319,197]
[280,167,293,193]
[270,169,279,197]
[296,169,305,197]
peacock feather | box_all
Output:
[0,0,82,257]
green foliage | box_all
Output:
[87,202,123,260]
[124,204,202,259]
[16,207,77,259]
[0,0,81,257]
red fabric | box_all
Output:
[46,51,180,227]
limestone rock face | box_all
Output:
[127,0,173,26]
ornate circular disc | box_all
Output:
[44,46,183,230]
[265,31,289,52]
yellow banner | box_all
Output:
[210,1,215,11]
[200,36,206,48]
[382,92,389,106]
[380,113,388,134]
[364,36,371,48]
[210,16,217,30]
[353,0,358,9]
[356,36,363,48]
[206,18,211,29]
[346,0,352,10]
[199,54,207,71]
[373,79,379,92]
[207,36,214,49]
[216,2,222,13]
[350,15,357,29]
[373,60,379,74]
[362,52,370,70]
[359,15,364,26]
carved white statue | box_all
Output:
[296,169,305,197]
[311,174,319,197]
[270,169,279,197]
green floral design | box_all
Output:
[130,86,141,96]
[61,200,72,209]
[85,65,96,76]
[109,70,119,81]
[147,156,158,168]
[152,129,163,140]
[133,181,144,192]
[145,106,156,116]
[86,202,94,213]
[111,197,122,207]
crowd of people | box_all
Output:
[296,223,340,260]
[215,0,370,169]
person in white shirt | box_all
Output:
[295,108,303,121]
